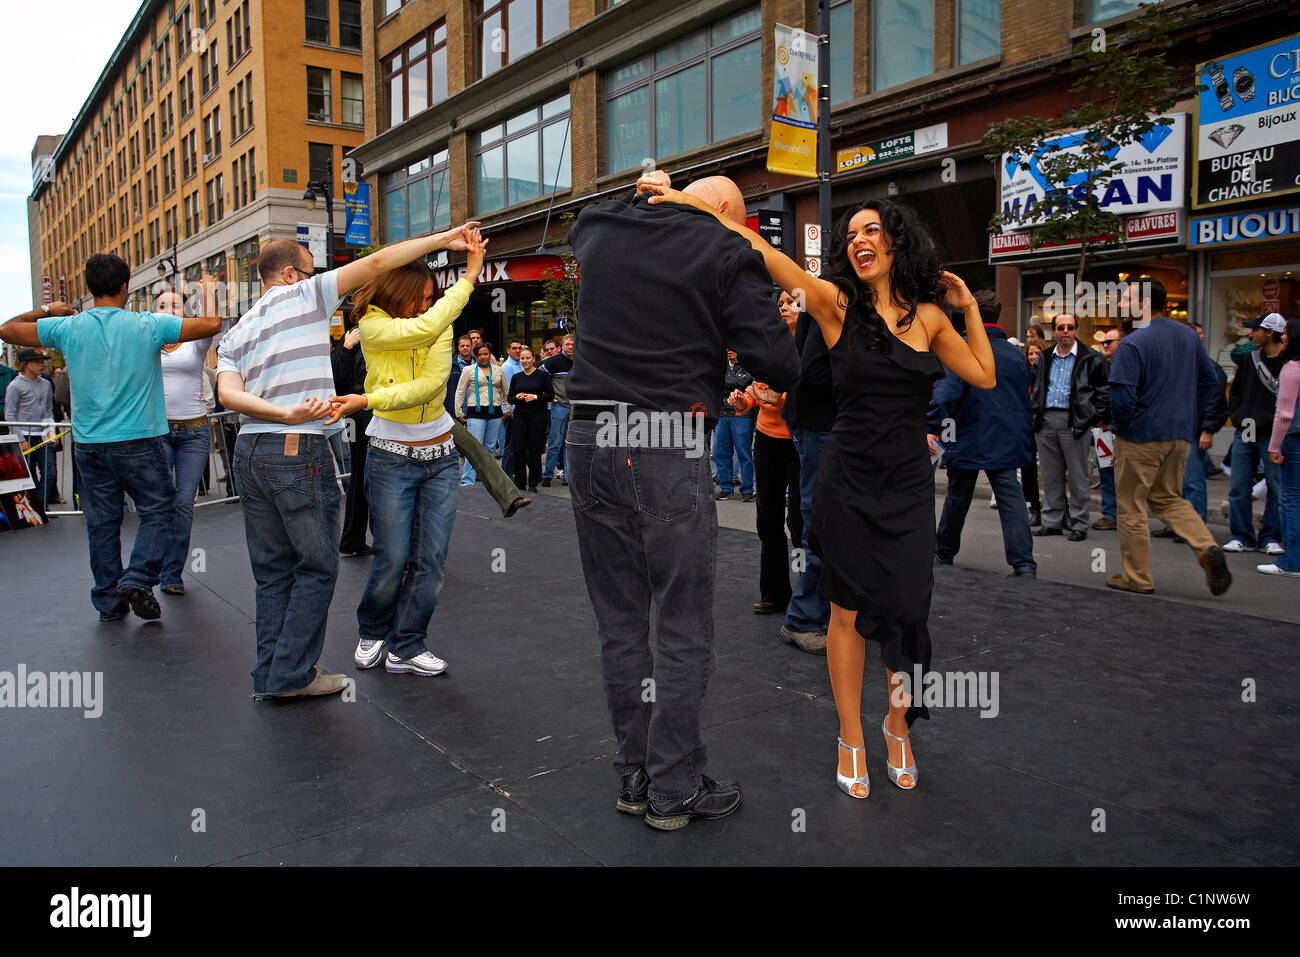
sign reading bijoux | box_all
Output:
[1194,34,1300,208]
[999,114,1186,228]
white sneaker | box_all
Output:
[354,638,386,669]
[555,468,564,480]
[1256,563,1300,577]
[1222,539,1253,553]
[1264,542,1286,556]
[385,651,448,676]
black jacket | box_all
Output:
[567,192,799,427]
[782,309,835,433]
[1031,340,1110,437]
[720,360,755,417]
[927,326,1033,470]
[1228,347,1286,436]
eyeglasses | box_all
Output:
[1056,325,1076,332]
[291,266,314,280]
[1103,339,1119,346]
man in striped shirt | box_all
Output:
[216,224,478,700]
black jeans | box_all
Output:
[510,408,549,489]
[753,430,802,607]
[566,417,717,803]
[339,411,371,553]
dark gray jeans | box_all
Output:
[566,416,717,803]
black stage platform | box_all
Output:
[2,488,1296,866]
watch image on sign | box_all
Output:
[1194,34,1300,208]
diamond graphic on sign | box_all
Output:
[1207,124,1244,150]
[1133,122,1173,154]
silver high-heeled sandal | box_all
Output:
[836,737,869,799]
[881,718,918,790]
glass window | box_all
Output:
[710,41,761,143]
[829,0,853,105]
[957,0,1000,64]
[305,0,330,44]
[309,142,332,184]
[342,73,364,127]
[1087,0,1143,22]
[478,0,568,76]
[308,67,332,121]
[656,64,706,159]
[542,121,570,193]
[407,176,431,235]
[339,0,361,49]
[872,0,934,91]
[384,22,448,129]
[474,97,569,215]
[385,186,407,242]
[507,134,540,206]
[475,147,505,215]
[604,5,760,173]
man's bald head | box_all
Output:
[684,176,747,226]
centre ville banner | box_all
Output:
[766,23,819,179]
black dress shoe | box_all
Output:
[934,553,954,566]
[752,600,778,614]
[1067,528,1087,542]
[541,478,552,487]
[1028,507,1042,527]
[115,584,161,620]
[341,544,372,557]
[616,767,650,815]
[1033,526,1063,537]
[645,776,742,830]
[504,497,531,518]
[1013,567,1037,577]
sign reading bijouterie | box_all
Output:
[1189,203,1300,247]
[1194,34,1300,208]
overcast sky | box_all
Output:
[1,1,139,311]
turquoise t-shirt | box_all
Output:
[37,308,184,443]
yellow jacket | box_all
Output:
[357,277,474,424]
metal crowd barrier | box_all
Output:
[4,411,351,517]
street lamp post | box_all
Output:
[157,240,180,290]
[302,156,335,270]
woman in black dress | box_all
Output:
[644,180,995,798]
[507,346,554,492]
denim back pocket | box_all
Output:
[261,463,316,513]
[629,448,700,522]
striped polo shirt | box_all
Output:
[216,271,340,434]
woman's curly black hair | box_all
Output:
[823,200,944,351]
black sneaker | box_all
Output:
[616,767,650,815]
[715,490,733,501]
[115,584,161,621]
[741,492,755,503]
[645,775,742,831]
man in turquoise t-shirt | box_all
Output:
[0,253,221,621]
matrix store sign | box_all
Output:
[1194,34,1300,208]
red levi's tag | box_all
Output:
[627,457,632,468]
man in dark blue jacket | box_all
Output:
[927,291,1036,576]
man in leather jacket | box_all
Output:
[1030,313,1110,540]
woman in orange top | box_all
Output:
[729,289,802,614]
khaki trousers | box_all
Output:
[1114,437,1217,589]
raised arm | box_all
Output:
[360,232,486,350]
[334,222,481,297]
[926,273,996,390]
[1,303,75,347]
[638,177,843,339]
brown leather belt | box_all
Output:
[168,416,209,431]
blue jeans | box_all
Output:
[357,446,459,659]
[784,427,831,633]
[714,416,755,494]
[462,416,502,485]
[75,436,178,616]
[160,425,211,588]
[1228,429,1282,548]
[936,466,1037,573]
[1276,435,1300,572]
[1182,444,1208,521]
[544,402,569,479]
[233,433,341,696]
[22,438,58,507]
[566,417,718,803]
[328,430,351,495]
[1099,465,1116,522]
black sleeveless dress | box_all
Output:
[810,305,944,726]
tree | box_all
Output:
[539,212,580,337]
[982,1,1207,279]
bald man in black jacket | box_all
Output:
[565,176,799,830]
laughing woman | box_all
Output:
[326,229,487,677]
[643,175,995,798]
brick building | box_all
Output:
[30,0,367,316]
[350,0,1299,357]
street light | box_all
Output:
[302,156,334,270]
[157,241,179,292]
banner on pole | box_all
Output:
[344,181,371,246]
[766,23,819,179]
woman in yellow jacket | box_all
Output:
[326,231,487,676]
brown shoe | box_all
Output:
[1198,545,1232,596]
[269,666,349,698]
[1091,517,1117,531]
[1105,575,1153,595]
[504,496,531,518]
[752,601,778,614]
